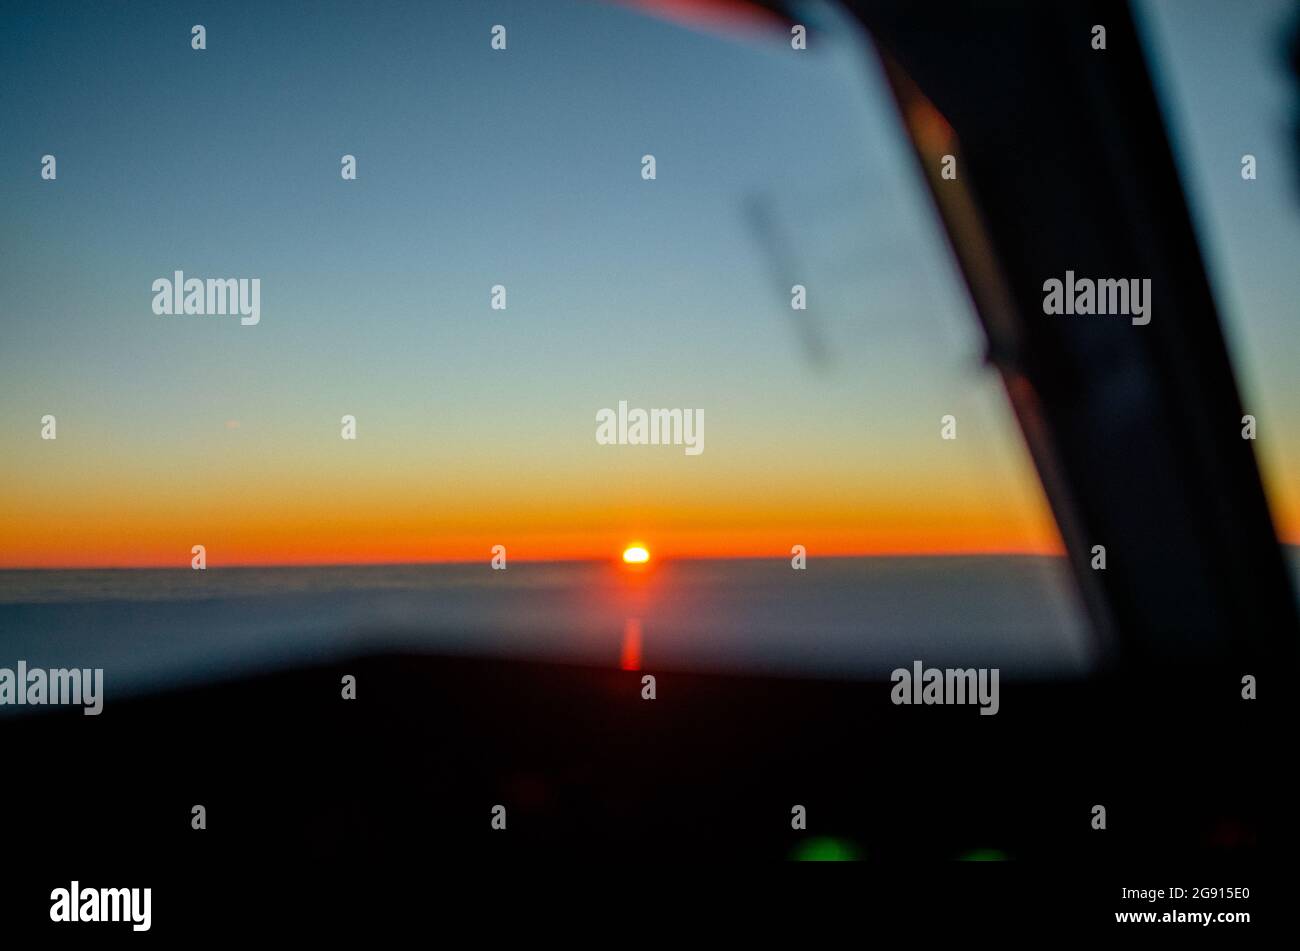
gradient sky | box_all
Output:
[0,0,1294,567]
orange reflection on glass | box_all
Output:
[620,617,643,671]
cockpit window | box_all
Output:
[1135,0,1300,590]
[0,0,1091,684]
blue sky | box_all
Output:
[0,0,1294,564]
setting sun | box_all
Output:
[622,545,650,565]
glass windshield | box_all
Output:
[0,0,1090,685]
[1136,0,1300,595]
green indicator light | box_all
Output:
[957,848,1010,862]
[791,837,861,862]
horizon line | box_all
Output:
[0,548,1083,571]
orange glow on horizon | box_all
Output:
[0,444,1135,569]
[0,534,1069,570]
[0,512,1073,567]
[0,467,1080,568]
